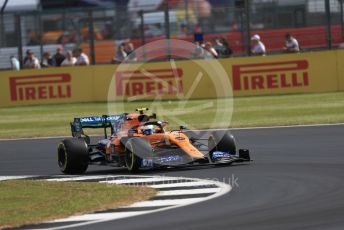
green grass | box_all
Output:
[0,180,155,229]
[231,92,344,127]
[1,92,344,138]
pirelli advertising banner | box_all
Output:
[336,50,344,91]
[94,59,233,102]
[0,50,343,107]
[228,51,339,96]
[0,67,95,107]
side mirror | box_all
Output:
[179,125,187,130]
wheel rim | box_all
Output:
[126,145,134,170]
[57,143,67,170]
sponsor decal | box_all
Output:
[107,115,124,121]
[157,154,184,164]
[80,117,103,123]
[232,60,309,90]
[141,158,154,168]
[212,151,231,159]
[80,115,123,124]
[115,68,183,96]
[9,74,71,101]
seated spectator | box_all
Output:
[212,37,225,56]
[283,33,300,53]
[74,48,90,66]
[217,37,233,58]
[23,49,31,64]
[251,34,266,56]
[204,42,218,59]
[112,43,127,64]
[222,38,233,57]
[124,42,137,62]
[52,47,66,67]
[10,56,20,71]
[23,50,40,69]
[192,41,205,59]
[61,51,77,66]
[41,52,53,68]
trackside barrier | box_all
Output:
[336,50,344,91]
[0,50,344,107]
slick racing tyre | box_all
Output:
[208,131,236,163]
[57,138,89,174]
[125,138,152,173]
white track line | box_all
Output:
[150,181,214,188]
[53,211,142,222]
[128,198,207,208]
[1,123,343,141]
[45,175,121,182]
[49,178,230,230]
[0,175,231,230]
[46,176,231,230]
[227,123,344,131]
[157,188,221,196]
[0,175,34,181]
[102,177,185,184]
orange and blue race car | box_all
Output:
[57,108,251,174]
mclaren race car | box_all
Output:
[57,108,251,174]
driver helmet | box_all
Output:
[142,124,154,135]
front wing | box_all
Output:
[139,148,251,169]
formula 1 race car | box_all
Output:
[57,108,251,174]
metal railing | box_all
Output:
[0,0,343,70]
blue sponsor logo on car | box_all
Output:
[108,115,123,121]
[80,115,123,124]
[80,117,102,123]
[212,151,231,159]
[141,158,154,168]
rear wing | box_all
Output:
[70,114,125,138]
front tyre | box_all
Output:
[125,138,152,173]
[208,131,236,163]
[57,138,89,174]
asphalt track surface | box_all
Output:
[1,125,344,230]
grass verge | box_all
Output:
[1,92,344,138]
[0,180,155,229]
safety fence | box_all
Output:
[0,0,344,69]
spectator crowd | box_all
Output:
[193,37,233,59]
[10,47,90,70]
[111,42,137,64]
[195,33,300,59]
[9,33,300,71]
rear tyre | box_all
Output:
[208,131,236,163]
[57,138,89,174]
[125,138,152,173]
